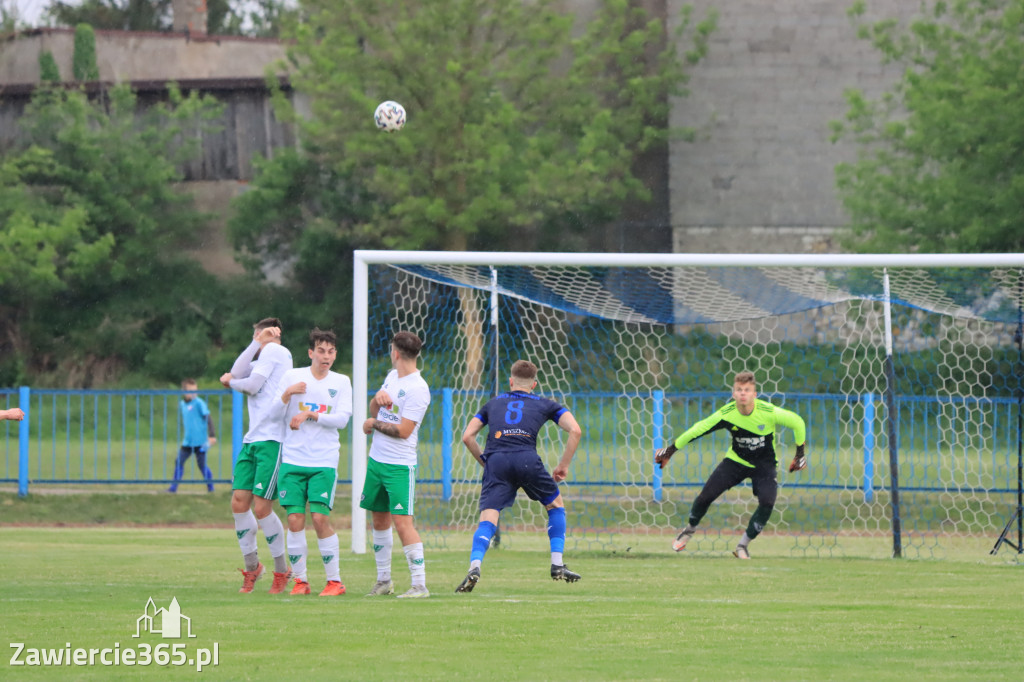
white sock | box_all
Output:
[318,534,341,583]
[551,551,563,566]
[739,532,752,547]
[257,512,287,573]
[233,511,259,567]
[372,529,393,582]
[287,530,308,582]
[470,559,482,571]
[403,542,426,588]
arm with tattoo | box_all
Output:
[372,420,401,437]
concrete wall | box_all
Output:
[0,27,288,85]
[668,0,919,253]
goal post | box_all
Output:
[351,250,1024,558]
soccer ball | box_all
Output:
[374,101,406,132]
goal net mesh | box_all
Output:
[361,261,1023,559]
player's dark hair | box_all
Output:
[392,331,423,360]
[734,370,756,386]
[181,378,197,389]
[254,317,283,333]
[309,327,337,350]
[511,360,538,382]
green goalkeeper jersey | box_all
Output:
[673,399,806,467]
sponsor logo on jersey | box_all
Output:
[495,431,503,439]
[398,389,406,399]
[499,428,533,438]
[328,389,337,398]
[757,424,765,431]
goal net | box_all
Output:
[351,252,1024,559]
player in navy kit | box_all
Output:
[455,360,583,593]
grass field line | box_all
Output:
[2,526,1022,681]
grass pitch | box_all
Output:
[1,522,1023,682]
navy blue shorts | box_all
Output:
[479,450,560,512]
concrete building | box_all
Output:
[668,0,917,254]
[0,5,296,273]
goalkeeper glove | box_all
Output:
[655,445,676,469]
[788,443,807,472]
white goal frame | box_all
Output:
[350,250,1024,553]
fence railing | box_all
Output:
[2,387,1020,503]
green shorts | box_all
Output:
[278,462,337,516]
[359,458,416,515]
[231,441,282,500]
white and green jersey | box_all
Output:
[242,342,293,444]
[368,369,431,467]
[275,366,353,469]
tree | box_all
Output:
[46,0,173,31]
[39,51,62,82]
[72,23,100,81]
[0,84,225,385]
[229,148,371,352]
[832,0,1024,253]
[44,0,297,36]
[257,0,715,254]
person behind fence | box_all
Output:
[455,359,583,594]
[655,370,807,560]
[0,407,25,421]
[219,318,294,594]
[168,378,216,493]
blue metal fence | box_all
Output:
[2,387,1020,501]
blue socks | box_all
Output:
[470,520,497,563]
[547,507,566,554]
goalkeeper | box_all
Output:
[655,370,807,559]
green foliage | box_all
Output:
[44,0,295,36]
[833,0,1024,253]
[47,0,172,31]
[232,0,298,38]
[244,0,716,263]
[229,149,366,349]
[0,0,23,31]
[0,83,227,386]
[38,50,61,82]
[71,23,100,81]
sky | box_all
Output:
[6,0,46,26]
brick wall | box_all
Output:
[668,0,919,253]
